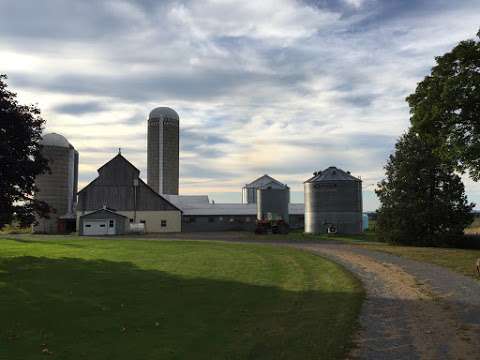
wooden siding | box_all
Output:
[78,154,179,212]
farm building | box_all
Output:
[164,175,304,232]
[77,153,182,233]
[79,207,129,236]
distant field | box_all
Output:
[465,217,480,234]
[0,236,363,360]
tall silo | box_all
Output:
[33,133,79,233]
[257,187,289,223]
[304,166,362,234]
[147,107,179,195]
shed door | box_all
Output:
[107,219,116,235]
[83,220,108,236]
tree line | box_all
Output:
[376,30,480,246]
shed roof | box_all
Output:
[80,208,128,219]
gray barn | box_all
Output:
[77,153,182,233]
[304,167,362,234]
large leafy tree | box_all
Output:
[376,130,474,246]
[0,74,50,228]
[407,30,480,180]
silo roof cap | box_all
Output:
[149,107,179,120]
[40,132,73,148]
[305,166,361,182]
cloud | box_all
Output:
[2,0,480,210]
[54,101,108,115]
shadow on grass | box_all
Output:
[0,256,362,360]
[3,237,86,248]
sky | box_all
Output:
[1,0,479,210]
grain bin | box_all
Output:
[257,186,289,223]
[33,133,79,233]
[304,167,362,234]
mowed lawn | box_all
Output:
[0,237,363,360]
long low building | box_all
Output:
[163,194,304,232]
[77,153,182,234]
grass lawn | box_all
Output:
[358,243,480,279]
[254,230,480,279]
[0,236,363,360]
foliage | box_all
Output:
[407,30,480,180]
[375,130,474,246]
[0,74,50,228]
[0,238,363,359]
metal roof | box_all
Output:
[149,107,179,120]
[162,195,210,208]
[244,174,287,189]
[179,203,304,216]
[305,166,361,183]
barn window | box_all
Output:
[129,218,134,223]
[140,220,146,224]
[100,224,106,227]
[208,217,215,223]
[85,224,91,227]
[109,220,114,228]
[161,220,167,227]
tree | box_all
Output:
[375,130,474,246]
[0,74,50,228]
[407,30,480,180]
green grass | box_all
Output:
[253,229,377,243]
[0,236,363,360]
[358,243,480,279]
[256,230,480,279]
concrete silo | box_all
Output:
[147,107,179,195]
[33,133,79,233]
[257,187,289,223]
[304,166,362,234]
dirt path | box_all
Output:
[288,243,480,360]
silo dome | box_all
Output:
[149,107,179,120]
[40,133,72,148]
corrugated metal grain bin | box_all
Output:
[257,187,289,223]
[304,167,362,234]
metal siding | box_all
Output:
[256,188,289,223]
[182,215,256,232]
[305,177,362,234]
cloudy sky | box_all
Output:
[1,0,479,210]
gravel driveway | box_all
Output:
[286,243,480,360]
